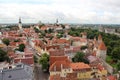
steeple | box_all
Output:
[18,17,23,32]
[98,41,107,50]
[56,19,58,24]
[19,17,22,24]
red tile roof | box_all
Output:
[107,75,117,80]
[98,41,107,50]
[49,60,70,71]
[50,56,68,66]
[97,63,105,71]
[70,62,90,71]
[46,45,60,51]
[52,39,70,45]
[71,37,87,42]
[14,57,34,65]
[49,49,65,56]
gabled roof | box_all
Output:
[70,62,90,71]
[14,57,34,65]
[49,49,65,56]
[50,56,68,66]
[49,60,70,71]
[52,39,70,45]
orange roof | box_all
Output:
[49,60,70,71]
[108,76,117,80]
[50,56,68,66]
[71,37,87,42]
[70,62,90,70]
[52,39,70,45]
[49,49,65,56]
[14,57,34,65]
[40,26,48,30]
[98,41,107,50]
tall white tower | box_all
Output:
[18,17,23,32]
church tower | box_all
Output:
[18,17,23,32]
[56,19,58,24]
[97,41,107,60]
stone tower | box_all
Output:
[18,17,23,32]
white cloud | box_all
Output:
[0,0,120,24]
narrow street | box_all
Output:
[34,64,49,80]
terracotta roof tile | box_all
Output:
[98,42,107,50]
[14,57,34,65]
[50,56,68,66]
[49,60,70,71]
[107,76,117,80]
[70,62,90,71]
[49,49,65,56]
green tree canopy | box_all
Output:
[39,53,49,71]
[34,55,38,63]
[2,38,10,46]
[0,48,9,62]
[111,47,120,60]
[72,52,89,64]
[18,44,25,52]
[81,46,88,50]
[117,62,120,71]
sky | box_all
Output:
[0,0,120,24]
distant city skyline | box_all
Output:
[0,0,120,24]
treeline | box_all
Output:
[68,27,120,61]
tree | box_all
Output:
[107,46,112,56]
[2,38,10,46]
[117,62,120,71]
[18,44,25,52]
[81,46,88,50]
[111,47,120,60]
[72,52,89,64]
[56,33,63,38]
[61,24,65,29]
[39,53,49,72]
[34,55,38,63]
[0,48,9,62]
[34,27,40,33]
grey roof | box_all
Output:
[0,63,33,80]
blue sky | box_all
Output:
[0,0,120,24]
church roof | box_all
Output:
[98,42,107,50]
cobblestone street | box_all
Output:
[34,64,49,80]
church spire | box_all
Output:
[19,17,22,23]
[56,18,58,24]
[18,17,23,32]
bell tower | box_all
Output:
[18,17,23,32]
